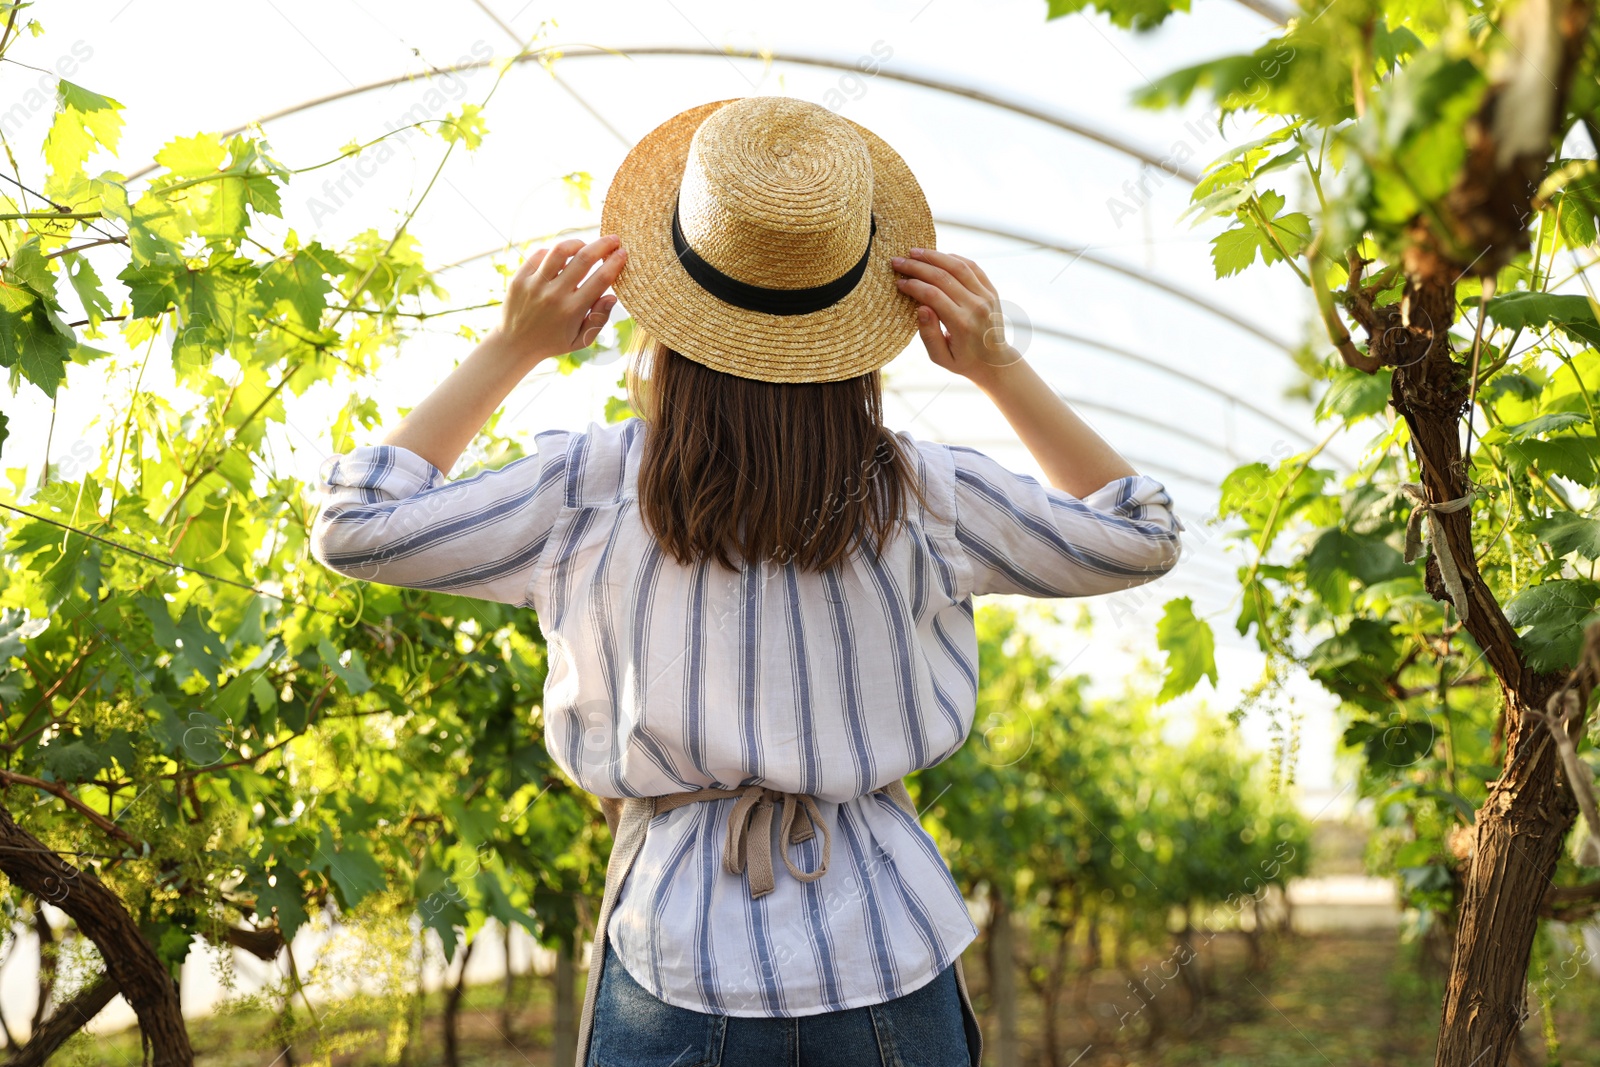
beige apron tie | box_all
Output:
[576,778,982,1067]
[654,783,832,899]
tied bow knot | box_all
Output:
[654,784,833,900]
[1400,482,1475,622]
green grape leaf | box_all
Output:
[436,103,489,149]
[254,868,311,943]
[1218,458,1333,529]
[1504,579,1600,673]
[1210,222,1263,278]
[117,261,181,318]
[1397,862,1453,894]
[1316,366,1393,423]
[1132,41,1297,114]
[318,638,372,695]
[226,136,288,218]
[154,132,227,178]
[0,301,72,396]
[1527,514,1600,560]
[151,921,195,967]
[1254,191,1312,261]
[1303,528,1410,615]
[316,825,387,911]
[145,695,188,758]
[415,864,469,959]
[1209,191,1310,279]
[1343,719,1436,770]
[604,394,636,423]
[39,740,105,781]
[8,241,63,309]
[1497,437,1600,482]
[1500,411,1592,439]
[258,249,337,327]
[1559,194,1597,248]
[44,80,124,197]
[477,868,538,934]
[174,610,225,686]
[1372,20,1424,71]
[1155,596,1217,703]
[1308,618,1403,714]
[63,253,113,328]
[1044,0,1190,31]
[179,710,231,766]
[1485,292,1600,348]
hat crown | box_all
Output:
[678,97,875,291]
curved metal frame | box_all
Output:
[548,47,1204,183]
[882,385,1247,465]
[435,239,1324,463]
[125,46,1198,184]
[121,31,1340,472]
[118,40,1306,437]
[435,230,1322,455]
[935,219,1292,353]
[438,218,1293,356]
[1022,325,1336,460]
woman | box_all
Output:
[312,96,1183,1067]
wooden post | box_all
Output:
[988,890,1019,1067]
[443,936,476,1067]
[552,938,578,1067]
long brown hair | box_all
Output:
[625,332,934,572]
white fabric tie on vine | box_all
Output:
[1401,482,1475,623]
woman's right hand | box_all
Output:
[891,248,1023,387]
[894,248,1142,498]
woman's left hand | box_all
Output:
[891,248,1019,388]
[496,235,628,365]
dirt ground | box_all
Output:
[67,929,1600,1066]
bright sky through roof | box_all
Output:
[15,0,1370,809]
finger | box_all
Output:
[581,294,619,333]
[956,255,998,299]
[583,294,618,326]
[556,235,622,293]
[892,256,978,307]
[574,246,627,306]
[577,301,614,347]
[532,238,589,285]
[514,248,550,282]
[916,306,954,366]
[909,248,987,297]
[895,275,967,323]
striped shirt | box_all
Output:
[311,415,1184,1017]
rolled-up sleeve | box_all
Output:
[310,431,573,606]
[946,444,1184,599]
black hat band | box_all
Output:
[671,191,877,317]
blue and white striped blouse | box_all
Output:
[311,416,1184,1017]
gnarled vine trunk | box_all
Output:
[30,906,56,1035]
[1381,279,1576,1065]
[0,801,192,1067]
[1330,2,1599,1063]
[6,973,118,1067]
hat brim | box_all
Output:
[600,99,937,384]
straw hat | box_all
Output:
[600,96,936,384]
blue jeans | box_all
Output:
[587,943,974,1067]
